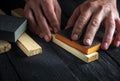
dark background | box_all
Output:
[0,0,25,14]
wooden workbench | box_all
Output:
[0,30,120,81]
[0,0,120,81]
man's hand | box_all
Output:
[66,0,120,50]
[24,0,61,42]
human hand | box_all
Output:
[66,0,120,50]
[24,0,61,42]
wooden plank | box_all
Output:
[55,34,101,54]
[52,35,99,63]
[17,33,42,56]
[0,40,11,54]
[0,9,5,15]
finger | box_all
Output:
[66,7,80,29]
[101,13,115,50]
[32,6,51,42]
[24,6,39,34]
[41,1,60,33]
[54,0,61,25]
[71,10,92,40]
[83,10,104,46]
[114,18,120,47]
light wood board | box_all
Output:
[17,33,42,56]
[0,40,11,54]
[52,35,99,63]
[0,9,5,15]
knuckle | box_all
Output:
[103,5,111,13]
[76,25,83,31]
[78,15,87,24]
[99,5,104,10]
[42,0,49,5]
[91,18,99,27]
[109,22,115,29]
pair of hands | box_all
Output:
[24,0,120,50]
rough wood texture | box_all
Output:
[0,9,5,15]
[0,40,11,54]
[52,35,99,63]
[17,33,42,56]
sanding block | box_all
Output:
[52,35,99,63]
[54,28,102,54]
[0,15,27,42]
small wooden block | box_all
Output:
[52,35,99,63]
[11,8,24,17]
[0,40,11,54]
[0,9,5,15]
[17,33,42,56]
[55,28,102,54]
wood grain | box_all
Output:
[0,9,5,15]
[17,33,42,56]
[0,40,11,54]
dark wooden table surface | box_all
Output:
[0,0,120,81]
[0,31,120,81]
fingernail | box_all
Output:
[116,41,120,47]
[103,42,109,50]
[44,35,50,42]
[84,39,91,45]
[72,34,79,40]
